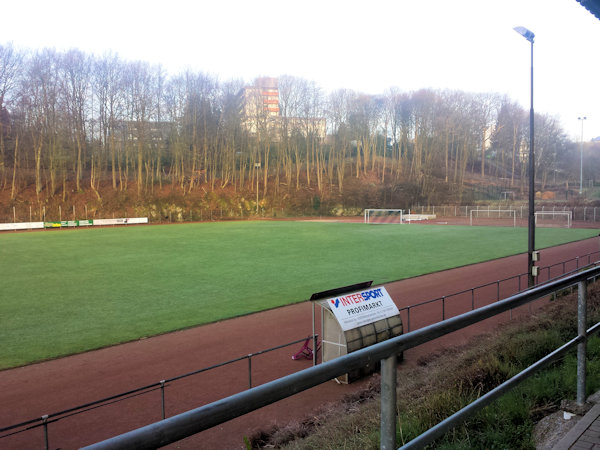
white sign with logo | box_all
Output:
[319,286,400,331]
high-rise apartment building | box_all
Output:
[241,77,280,128]
[241,77,325,140]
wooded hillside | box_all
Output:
[0,43,591,221]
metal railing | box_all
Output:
[400,250,600,332]
[411,204,600,222]
[0,336,315,449]
[83,265,600,450]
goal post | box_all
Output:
[364,209,404,224]
[469,209,517,227]
[534,211,572,228]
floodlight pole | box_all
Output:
[578,116,587,194]
[514,26,536,287]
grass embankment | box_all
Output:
[249,283,600,449]
[0,222,597,369]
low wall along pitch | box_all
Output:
[0,217,148,232]
[0,222,45,231]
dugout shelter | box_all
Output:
[310,281,403,384]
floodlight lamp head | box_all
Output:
[578,116,587,120]
[513,26,535,43]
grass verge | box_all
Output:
[248,282,600,449]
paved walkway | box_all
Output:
[555,401,600,449]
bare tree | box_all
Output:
[491,99,526,186]
[163,74,187,190]
[22,49,61,198]
[387,90,413,182]
[535,113,567,190]
[122,61,157,195]
[326,89,356,193]
[471,93,501,179]
[279,75,304,189]
[0,43,24,190]
[94,53,125,191]
[215,79,244,189]
[59,49,91,194]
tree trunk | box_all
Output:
[511,124,517,187]
[10,134,19,200]
[137,140,143,195]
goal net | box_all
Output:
[469,209,517,227]
[364,209,404,224]
[535,211,572,228]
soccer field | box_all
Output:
[0,221,597,369]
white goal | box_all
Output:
[364,209,404,224]
[535,211,572,228]
[469,209,517,227]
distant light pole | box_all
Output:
[514,26,536,287]
[578,116,587,194]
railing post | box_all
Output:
[380,354,397,450]
[442,296,446,320]
[42,415,49,450]
[471,289,475,310]
[248,354,252,389]
[407,308,411,332]
[160,380,166,420]
[497,281,500,301]
[313,334,318,367]
[577,280,588,406]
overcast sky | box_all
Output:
[2,0,599,141]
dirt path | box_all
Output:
[1,236,599,449]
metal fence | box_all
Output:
[0,336,315,449]
[0,204,261,225]
[82,265,600,450]
[0,203,309,225]
[400,250,600,332]
[411,204,600,222]
[3,203,600,225]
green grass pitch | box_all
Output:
[0,221,598,369]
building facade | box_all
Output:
[240,77,325,140]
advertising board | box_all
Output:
[320,286,399,331]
